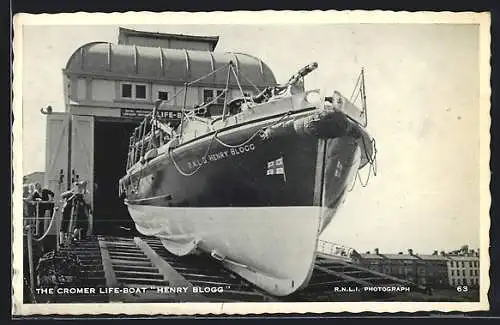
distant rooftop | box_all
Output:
[359,253,478,261]
[118,27,219,51]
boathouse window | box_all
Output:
[158,91,169,101]
[135,84,147,99]
[203,89,227,103]
[216,90,225,103]
[121,83,133,98]
[120,82,148,100]
[203,89,214,102]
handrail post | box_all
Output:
[35,202,39,236]
[68,202,75,241]
[26,225,35,292]
[179,82,188,140]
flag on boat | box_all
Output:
[267,157,286,181]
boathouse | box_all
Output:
[44,27,277,235]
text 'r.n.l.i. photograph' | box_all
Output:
[12,10,491,316]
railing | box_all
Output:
[23,197,91,294]
[317,239,357,262]
[23,199,57,237]
[23,199,59,295]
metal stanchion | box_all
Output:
[26,225,35,291]
[34,202,39,236]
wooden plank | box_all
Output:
[97,239,118,289]
[315,265,372,287]
[134,237,208,302]
[334,259,420,287]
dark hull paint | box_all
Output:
[121,110,364,218]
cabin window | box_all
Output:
[158,91,169,101]
[121,83,133,98]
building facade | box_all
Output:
[447,252,480,288]
[62,28,276,121]
[23,171,45,187]
[43,27,277,235]
[356,248,479,289]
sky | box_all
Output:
[17,15,485,253]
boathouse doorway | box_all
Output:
[93,118,139,236]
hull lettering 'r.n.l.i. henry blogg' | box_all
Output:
[119,61,377,296]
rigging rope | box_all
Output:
[349,70,363,102]
[351,136,377,189]
[238,70,262,93]
[169,133,217,177]
[186,64,228,87]
[213,111,292,149]
[230,65,249,106]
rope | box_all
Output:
[349,70,363,102]
[187,87,229,115]
[238,69,262,92]
[361,68,368,127]
[24,201,58,242]
[169,133,217,176]
[169,111,292,177]
[213,111,292,149]
[230,65,249,106]
[186,64,228,87]
[352,136,378,189]
[221,65,232,120]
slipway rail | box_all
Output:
[65,236,424,302]
[32,235,427,303]
[97,236,277,302]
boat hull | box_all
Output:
[122,110,365,296]
[127,205,323,295]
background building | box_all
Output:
[23,171,45,187]
[447,248,480,288]
[356,247,478,289]
[43,27,277,236]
